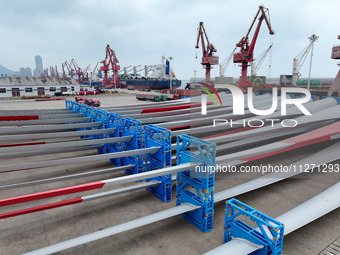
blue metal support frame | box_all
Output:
[176,134,216,233]
[66,101,148,175]
[224,198,284,255]
[66,100,82,114]
[107,113,124,137]
[104,116,144,174]
[76,104,97,134]
[65,100,74,110]
[78,103,88,117]
[93,110,117,154]
[105,112,126,165]
[121,117,144,175]
[144,125,172,202]
[81,106,98,138]
[67,101,145,173]
[94,109,108,129]
[85,106,97,121]
[66,100,120,152]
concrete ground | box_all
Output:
[0,91,149,109]
[0,95,339,255]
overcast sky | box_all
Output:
[0,0,339,80]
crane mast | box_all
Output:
[251,44,273,77]
[100,44,120,88]
[82,65,90,81]
[62,62,67,78]
[219,48,236,77]
[233,5,274,87]
[40,68,48,78]
[292,34,318,86]
[49,66,56,78]
[122,65,133,74]
[71,59,85,83]
[133,65,145,76]
[195,22,219,82]
[88,62,99,83]
[93,62,99,73]
[62,61,74,78]
[55,65,59,78]
[328,35,340,96]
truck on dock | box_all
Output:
[136,93,179,102]
[136,93,162,102]
[161,89,201,99]
[165,93,180,100]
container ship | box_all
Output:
[119,57,181,90]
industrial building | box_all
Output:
[0,77,80,98]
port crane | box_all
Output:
[120,65,133,74]
[133,65,144,76]
[82,65,90,81]
[49,66,56,78]
[219,48,236,77]
[40,68,48,78]
[233,5,274,87]
[328,34,340,96]
[92,62,99,74]
[55,65,60,78]
[100,44,120,88]
[61,62,67,78]
[89,61,100,82]
[71,59,86,83]
[250,44,273,77]
[292,34,319,86]
[62,61,75,78]
[195,22,219,82]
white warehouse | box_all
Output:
[0,77,81,98]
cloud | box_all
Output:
[0,0,339,80]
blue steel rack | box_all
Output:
[144,125,172,202]
[176,134,216,233]
[66,101,97,134]
[67,101,220,207]
[107,112,124,137]
[66,100,154,176]
[94,109,108,129]
[66,100,115,151]
[224,198,284,255]
[103,116,144,175]
[78,103,88,117]
[104,112,125,163]
[65,100,75,111]
[120,117,144,175]
[83,106,101,139]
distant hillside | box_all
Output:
[0,65,18,76]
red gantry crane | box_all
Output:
[40,68,48,78]
[62,61,75,78]
[195,22,219,83]
[55,65,60,78]
[62,62,66,78]
[233,5,274,87]
[61,60,90,81]
[49,66,56,78]
[71,59,85,83]
[100,44,120,88]
[328,35,340,96]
